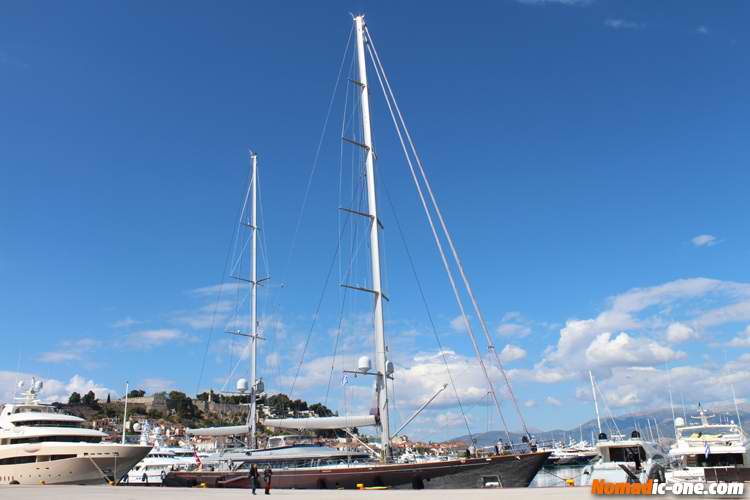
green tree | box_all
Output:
[169,391,198,419]
[106,393,111,404]
[128,389,145,398]
[68,392,81,404]
[82,390,97,407]
[309,403,334,417]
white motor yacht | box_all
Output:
[0,378,151,485]
[581,430,668,484]
[124,421,197,485]
[667,406,749,484]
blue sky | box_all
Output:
[1,0,749,440]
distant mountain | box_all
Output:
[450,405,750,447]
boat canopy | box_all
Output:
[262,415,376,430]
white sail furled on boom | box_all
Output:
[262,415,376,431]
[186,425,251,437]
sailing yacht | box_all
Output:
[667,405,749,483]
[166,14,549,489]
[0,378,151,485]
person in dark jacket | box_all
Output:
[263,465,273,495]
[248,464,260,495]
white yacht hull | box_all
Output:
[0,443,151,485]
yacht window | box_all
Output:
[9,436,101,445]
[0,457,36,465]
[697,453,743,467]
[14,420,81,428]
[608,446,647,462]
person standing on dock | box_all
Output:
[248,464,259,495]
[263,465,273,495]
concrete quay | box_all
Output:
[0,485,591,500]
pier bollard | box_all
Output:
[356,483,365,490]
[565,479,575,487]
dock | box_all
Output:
[0,486,591,499]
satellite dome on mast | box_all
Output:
[358,356,372,373]
[236,378,249,393]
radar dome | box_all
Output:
[236,378,249,393]
[133,422,141,432]
[358,356,371,373]
[674,417,685,427]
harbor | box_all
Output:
[2,1,748,498]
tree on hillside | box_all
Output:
[106,393,111,404]
[169,391,198,419]
[128,389,146,398]
[309,402,334,418]
[82,390,97,407]
[68,392,81,404]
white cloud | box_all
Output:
[497,312,533,338]
[522,278,750,384]
[545,396,562,406]
[190,282,248,297]
[666,322,697,343]
[728,325,750,347]
[524,399,536,408]
[696,26,710,35]
[37,337,102,364]
[497,323,531,337]
[38,352,81,363]
[578,362,750,410]
[691,234,718,247]
[124,329,193,348]
[605,19,645,30]
[585,332,684,368]
[141,378,175,394]
[435,411,469,428]
[0,371,116,404]
[450,315,468,333]
[499,344,527,363]
[112,317,143,328]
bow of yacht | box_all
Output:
[0,378,151,485]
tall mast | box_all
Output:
[249,151,258,449]
[354,14,391,461]
[589,370,602,437]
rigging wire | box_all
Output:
[276,25,354,301]
[381,181,474,441]
[287,212,357,400]
[194,164,254,396]
[365,25,531,441]
[363,28,512,444]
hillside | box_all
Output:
[451,405,750,447]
